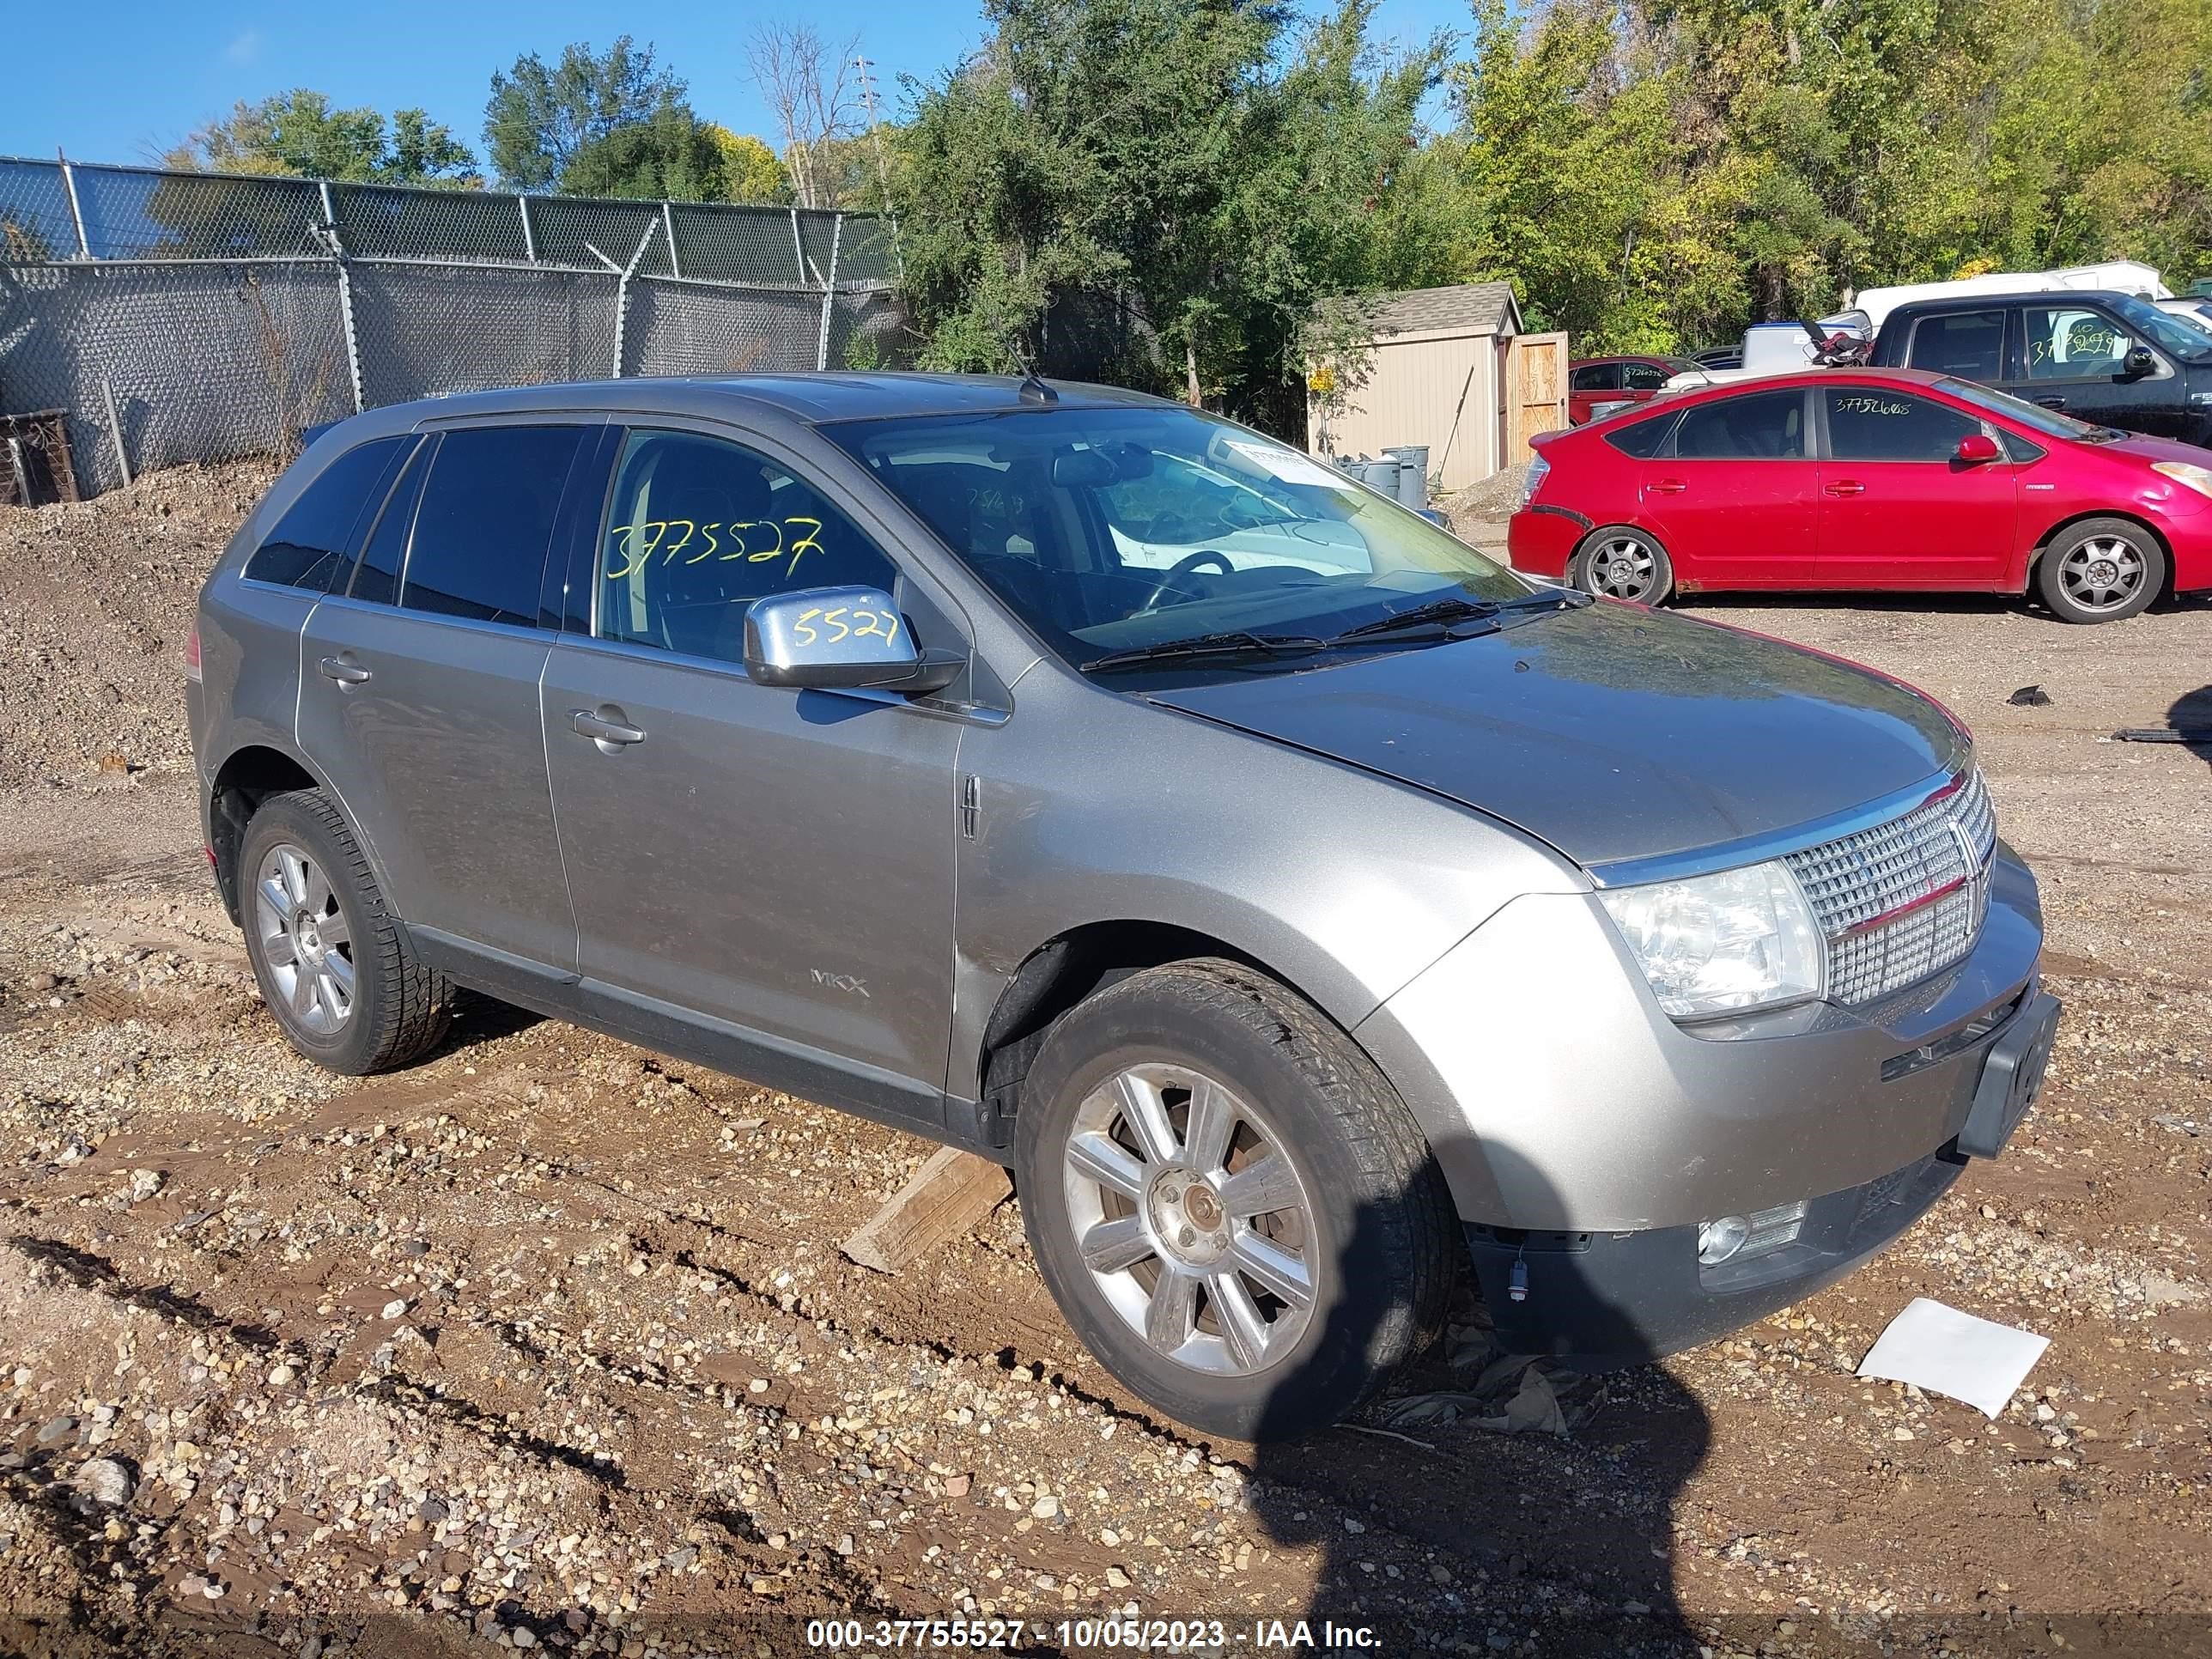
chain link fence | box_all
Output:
[0,156,907,498]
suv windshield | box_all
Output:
[2110,293,2212,363]
[823,404,1530,673]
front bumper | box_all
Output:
[1355,844,2048,1232]
[1465,987,2058,1363]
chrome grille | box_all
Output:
[1785,769,1996,1006]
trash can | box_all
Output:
[1361,458,1402,496]
[1382,446,1430,509]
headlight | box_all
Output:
[1520,455,1548,509]
[1598,860,1824,1019]
[2152,459,2212,501]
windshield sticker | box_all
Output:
[1219,438,1346,489]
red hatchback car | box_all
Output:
[1567,355,1698,424]
[1510,368,2212,623]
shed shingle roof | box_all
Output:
[1364,281,1520,337]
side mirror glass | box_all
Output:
[744,586,961,696]
[1955,432,2002,465]
[2122,344,2157,378]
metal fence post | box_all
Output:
[662,201,682,280]
[815,213,843,371]
[611,219,662,380]
[318,182,367,415]
[58,158,91,259]
[790,208,805,285]
[518,195,538,263]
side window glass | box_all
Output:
[1825,388,1980,461]
[399,426,584,626]
[1571,363,1622,392]
[598,429,899,665]
[349,438,429,605]
[245,438,407,591]
[1621,362,1669,390]
[1672,390,1805,459]
[1603,412,1677,458]
[1907,311,2005,380]
[2026,307,2130,379]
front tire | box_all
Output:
[1571,525,1674,605]
[237,788,452,1075]
[1014,959,1453,1440]
[2036,518,2165,623]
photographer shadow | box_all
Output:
[1248,1136,1712,1657]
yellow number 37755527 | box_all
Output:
[605,516,826,581]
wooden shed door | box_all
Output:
[1506,331,1570,461]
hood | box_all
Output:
[1146,601,1966,870]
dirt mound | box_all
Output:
[0,461,273,791]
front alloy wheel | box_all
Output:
[2036,517,2165,623]
[1063,1062,1317,1376]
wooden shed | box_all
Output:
[1306,282,1568,492]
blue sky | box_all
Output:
[4,0,1469,174]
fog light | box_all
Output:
[1697,1215,1751,1266]
[1697,1200,1808,1269]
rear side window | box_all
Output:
[1603,412,1677,458]
[1571,363,1621,392]
[398,426,585,626]
[1621,362,1671,391]
[1825,387,1981,461]
[349,438,430,606]
[1673,390,1806,459]
[245,438,407,590]
[1907,310,2006,380]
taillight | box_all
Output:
[185,624,203,684]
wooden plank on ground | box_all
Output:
[842,1146,1012,1273]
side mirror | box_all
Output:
[744,586,963,696]
[1955,432,2002,465]
[2122,344,2157,378]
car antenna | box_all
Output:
[1003,326,1057,406]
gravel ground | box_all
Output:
[0,469,2207,1658]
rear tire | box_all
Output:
[1014,958,1453,1441]
[2035,518,2164,623]
[1571,525,1674,605]
[237,788,452,1075]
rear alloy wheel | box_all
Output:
[1572,526,1674,605]
[2036,518,2165,623]
[1015,958,1454,1440]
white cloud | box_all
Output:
[223,29,262,65]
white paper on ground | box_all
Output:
[1856,1296,2051,1419]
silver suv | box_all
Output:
[187,375,2058,1438]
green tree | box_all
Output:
[483,37,687,191]
[165,90,477,185]
[704,126,793,204]
[560,106,726,200]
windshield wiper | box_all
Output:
[1081,630,1328,672]
[1325,587,1589,644]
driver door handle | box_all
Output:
[1649,477,1686,495]
[318,656,372,685]
[2033,395,2066,410]
[1823,479,1866,496]
[570,709,646,746]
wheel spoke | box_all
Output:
[1182,1078,1236,1175]
[319,969,350,1018]
[1066,1131,1147,1201]
[1229,1231,1313,1310]
[1078,1215,1154,1274]
[315,908,350,947]
[1114,1072,1181,1166]
[287,964,317,1018]
[1215,1153,1300,1219]
[323,951,356,995]
[260,925,297,968]
[304,863,334,915]
[258,877,291,921]
[280,850,309,905]
[1208,1271,1271,1370]
[1144,1264,1199,1354]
